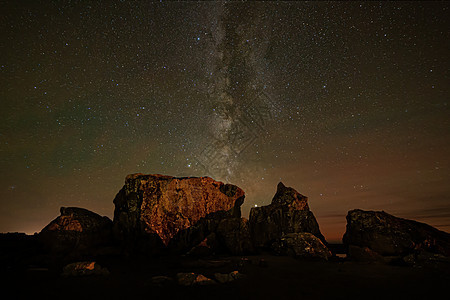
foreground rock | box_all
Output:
[271,232,332,260]
[61,261,109,277]
[214,270,246,283]
[176,273,216,286]
[113,173,250,254]
[39,207,112,254]
[249,182,325,249]
[343,209,450,262]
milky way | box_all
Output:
[1,2,449,241]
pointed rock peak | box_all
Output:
[277,182,286,191]
[271,183,309,211]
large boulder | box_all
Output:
[270,232,332,260]
[249,182,325,249]
[343,209,450,259]
[39,207,112,254]
[216,218,254,255]
[112,173,246,254]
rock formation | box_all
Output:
[39,207,112,254]
[343,209,450,261]
[112,173,250,254]
[270,232,332,260]
[249,182,326,249]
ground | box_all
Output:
[2,253,449,300]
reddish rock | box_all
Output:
[39,207,112,254]
[113,173,245,253]
[249,182,325,249]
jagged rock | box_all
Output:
[343,209,450,258]
[61,261,109,277]
[112,174,245,254]
[270,232,332,260]
[39,207,112,254]
[216,218,254,255]
[249,182,325,249]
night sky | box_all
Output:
[1,1,449,242]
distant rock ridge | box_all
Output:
[249,182,326,249]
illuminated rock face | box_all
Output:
[112,173,245,253]
[249,182,325,248]
[39,207,112,253]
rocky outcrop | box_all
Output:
[270,232,332,260]
[39,207,112,254]
[343,209,450,260]
[249,182,325,249]
[112,173,246,254]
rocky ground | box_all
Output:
[2,249,449,300]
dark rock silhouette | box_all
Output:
[343,209,450,261]
[216,217,254,255]
[249,182,326,249]
[39,207,112,255]
[270,232,332,260]
[112,173,248,254]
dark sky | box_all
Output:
[1,1,449,242]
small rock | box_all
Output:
[177,272,197,286]
[194,274,216,285]
[61,261,109,277]
[214,272,232,283]
[347,245,385,263]
[229,270,246,280]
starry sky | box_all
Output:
[1,1,449,242]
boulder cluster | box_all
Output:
[38,173,450,266]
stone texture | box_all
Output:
[271,232,332,260]
[113,173,245,254]
[249,182,325,248]
[343,209,450,257]
[39,207,112,254]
